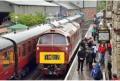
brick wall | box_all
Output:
[81,7,96,21]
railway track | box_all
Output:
[23,66,65,80]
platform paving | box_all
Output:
[65,24,110,80]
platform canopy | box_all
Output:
[8,24,28,30]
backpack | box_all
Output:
[91,68,100,79]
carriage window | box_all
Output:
[28,41,31,52]
[53,34,67,44]
[33,39,37,49]
[2,50,10,68]
[22,44,26,56]
[39,34,52,44]
[18,47,21,56]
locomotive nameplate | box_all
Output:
[40,52,64,64]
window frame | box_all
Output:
[28,41,31,53]
[1,49,10,69]
[38,33,68,45]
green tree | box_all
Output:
[9,12,46,27]
[97,0,106,12]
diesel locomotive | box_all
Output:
[36,15,82,76]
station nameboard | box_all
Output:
[98,29,110,43]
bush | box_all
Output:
[97,0,106,12]
[9,12,46,27]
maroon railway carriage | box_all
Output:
[0,25,51,80]
[36,21,81,76]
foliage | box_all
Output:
[9,12,46,27]
[84,19,93,28]
[97,0,106,12]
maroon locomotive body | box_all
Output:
[36,21,81,76]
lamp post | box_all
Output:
[15,16,18,24]
[13,15,18,33]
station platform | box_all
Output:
[65,24,109,80]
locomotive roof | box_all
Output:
[45,22,80,37]
[60,22,79,36]
[0,37,13,50]
[2,24,52,44]
[51,15,81,27]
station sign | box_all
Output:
[98,28,110,43]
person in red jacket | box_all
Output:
[98,43,106,64]
[112,74,118,80]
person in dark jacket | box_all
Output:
[80,39,86,49]
[107,42,112,56]
[77,47,86,72]
[107,55,112,80]
[87,48,94,71]
[87,37,93,48]
[108,61,112,80]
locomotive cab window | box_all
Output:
[53,34,67,44]
[39,34,52,44]
[38,33,68,45]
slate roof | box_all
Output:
[5,0,59,6]
[55,1,79,9]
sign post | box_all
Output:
[98,9,110,44]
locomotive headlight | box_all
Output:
[65,47,68,50]
[37,47,39,50]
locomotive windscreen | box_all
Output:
[38,33,67,45]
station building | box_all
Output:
[0,0,60,24]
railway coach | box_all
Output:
[0,24,51,80]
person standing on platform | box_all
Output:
[77,47,86,72]
[92,44,97,63]
[107,42,112,56]
[98,43,106,65]
[107,60,112,80]
[79,39,86,49]
[87,47,94,71]
[91,26,96,41]
[112,74,118,80]
[87,37,93,48]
